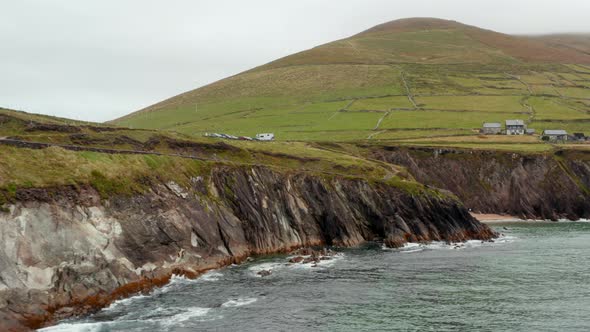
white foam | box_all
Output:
[102,293,149,312]
[384,235,517,253]
[38,321,111,332]
[558,218,590,223]
[155,271,223,293]
[289,253,345,269]
[248,262,284,277]
[162,307,213,326]
[221,297,258,308]
[199,271,223,282]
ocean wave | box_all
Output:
[102,293,150,312]
[103,274,209,312]
[38,321,113,332]
[384,235,517,253]
[558,218,590,223]
[221,297,258,308]
[288,253,345,269]
[248,252,345,276]
[199,271,223,282]
[162,307,214,326]
[247,262,285,277]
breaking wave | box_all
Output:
[384,235,517,253]
[221,297,258,308]
[199,271,224,282]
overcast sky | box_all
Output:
[1,0,589,122]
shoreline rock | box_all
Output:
[371,146,590,221]
[0,165,495,331]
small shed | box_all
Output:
[482,122,502,135]
[506,120,526,135]
[542,130,568,142]
[526,129,536,135]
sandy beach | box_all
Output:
[470,213,523,223]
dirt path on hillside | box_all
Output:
[373,111,391,131]
[328,100,356,120]
[399,70,418,108]
[519,96,536,124]
[347,41,361,56]
[367,130,386,140]
[505,73,533,94]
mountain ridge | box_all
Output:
[113,17,590,144]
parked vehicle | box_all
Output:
[255,133,275,141]
[205,132,268,141]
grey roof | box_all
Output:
[506,120,525,126]
[543,130,568,136]
[483,122,502,128]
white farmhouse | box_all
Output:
[506,120,526,135]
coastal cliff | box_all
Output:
[0,165,493,331]
[370,146,590,220]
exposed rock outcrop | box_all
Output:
[0,165,494,331]
[370,146,590,220]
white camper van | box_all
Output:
[255,133,275,141]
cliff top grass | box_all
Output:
[2,18,590,197]
[0,104,587,200]
[0,109,408,197]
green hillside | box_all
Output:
[113,18,590,144]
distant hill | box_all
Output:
[531,34,590,56]
[113,18,590,142]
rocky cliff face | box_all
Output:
[0,166,494,331]
[370,146,590,220]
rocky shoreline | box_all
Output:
[0,166,495,331]
[370,146,590,221]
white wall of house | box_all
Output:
[506,126,525,135]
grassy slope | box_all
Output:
[0,106,579,211]
[112,19,590,151]
[0,108,413,201]
[532,34,590,56]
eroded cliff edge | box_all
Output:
[0,165,494,331]
[369,146,590,220]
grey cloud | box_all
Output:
[1,0,589,122]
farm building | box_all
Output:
[506,120,526,135]
[542,130,568,142]
[481,123,502,135]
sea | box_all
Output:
[40,221,590,332]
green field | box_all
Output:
[112,28,590,144]
[10,18,590,148]
[3,18,590,210]
[111,61,590,143]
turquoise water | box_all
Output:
[42,222,590,332]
